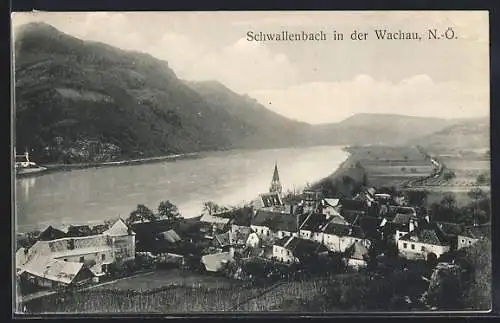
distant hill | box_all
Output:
[309,113,458,146]
[13,22,311,162]
[14,22,478,162]
[407,117,490,151]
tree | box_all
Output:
[440,193,457,210]
[202,201,222,215]
[468,188,487,226]
[126,204,156,225]
[406,190,429,206]
[158,200,181,220]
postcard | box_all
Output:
[12,11,490,314]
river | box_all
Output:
[15,145,348,233]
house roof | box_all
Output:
[339,199,367,211]
[20,256,87,285]
[260,192,282,208]
[103,218,133,236]
[346,241,369,260]
[436,222,464,237]
[323,198,340,208]
[390,206,416,215]
[329,214,349,225]
[323,223,365,239]
[228,208,254,226]
[37,226,67,241]
[201,252,233,272]
[461,226,489,239]
[65,225,93,237]
[16,248,28,269]
[231,226,253,245]
[276,236,325,258]
[342,213,362,225]
[200,214,231,225]
[300,213,329,232]
[399,228,449,246]
[158,229,182,243]
[358,216,383,233]
[366,187,376,196]
[393,214,413,225]
[251,210,306,232]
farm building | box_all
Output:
[321,223,370,253]
[271,236,327,264]
[398,226,450,261]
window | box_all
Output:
[399,233,403,237]
[267,230,269,236]
[80,256,84,263]
[421,246,425,251]
[403,243,407,249]
[102,254,106,261]
[469,241,472,244]
[64,258,68,262]
[462,239,465,243]
[411,244,415,250]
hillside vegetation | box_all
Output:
[14,22,476,163]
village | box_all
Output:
[15,157,490,312]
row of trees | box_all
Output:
[126,200,181,225]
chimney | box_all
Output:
[425,215,430,224]
[409,221,415,233]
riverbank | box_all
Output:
[16,152,200,178]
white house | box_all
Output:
[320,198,341,218]
[392,214,419,243]
[321,223,370,253]
[18,219,135,282]
[250,210,303,244]
[298,212,329,241]
[398,227,450,260]
[271,236,326,264]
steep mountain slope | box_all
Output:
[13,23,310,162]
[310,114,458,146]
[407,117,490,150]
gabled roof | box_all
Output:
[16,248,28,269]
[400,228,449,246]
[231,226,253,245]
[276,236,325,258]
[214,231,231,247]
[201,252,233,272]
[339,199,367,211]
[300,213,329,232]
[37,226,67,241]
[390,206,416,215]
[227,207,254,226]
[252,210,306,232]
[358,216,383,233]
[436,222,464,237]
[200,213,231,225]
[393,214,413,225]
[346,241,369,260]
[330,214,349,225]
[323,198,340,208]
[103,218,133,236]
[65,225,93,238]
[20,256,88,285]
[323,223,365,239]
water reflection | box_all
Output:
[15,146,348,232]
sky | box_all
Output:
[11,11,490,124]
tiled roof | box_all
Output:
[279,237,324,258]
[260,192,282,207]
[158,229,182,243]
[346,241,369,260]
[252,210,305,232]
[400,228,449,246]
[340,199,368,211]
[37,226,67,241]
[300,213,329,232]
[323,223,365,239]
[103,218,132,236]
[393,214,413,225]
[323,198,340,207]
[201,252,233,272]
[20,256,86,285]
[200,214,231,225]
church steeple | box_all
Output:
[269,162,283,194]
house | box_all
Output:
[344,241,369,270]
[18,256,95,289]
[319,198,341,218]
[435,222,464,250]
[299,212,329,242]
[37,226,67,241]
[18,219,135,282]
[271,236,327,264]
[389,206,416,217]
[199,213,231,236]
[321,223,370,253]
[250,210,305,243]
[65,225,93,237]
[201,251,233,272]
[391,214,419,243]
[339,198,368,219]
[457,226,483,250]
[301,190,323,213]
[398,226,450,260]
